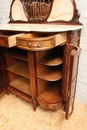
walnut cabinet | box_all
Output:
[0,29,81,120]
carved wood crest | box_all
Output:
[9,0,80,24]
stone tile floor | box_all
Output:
[0,92,87,130]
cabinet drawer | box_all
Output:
[16,32,67,51]
[0,32,24,47]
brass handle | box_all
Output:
[37,43,42,47]
[28,42,32,47]
[28,42,42,48]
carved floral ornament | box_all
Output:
[9,0,80,23]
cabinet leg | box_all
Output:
[32,99,37,111]
[6,89,10,95]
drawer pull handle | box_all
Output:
[28,42,42,48]
[28,42,32,47]
[37,43,42,47]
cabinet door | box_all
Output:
[62,44,81,119]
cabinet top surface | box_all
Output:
[0,24,83,32]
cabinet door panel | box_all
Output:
[62,44,81,119]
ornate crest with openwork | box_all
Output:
[9,0,80,24]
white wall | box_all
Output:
[0,0,87,103]
[75,0,87,103]
[0,0,12,23]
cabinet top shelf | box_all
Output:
[0,24,83,33]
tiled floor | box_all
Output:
[0,92,87,130]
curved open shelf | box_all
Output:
[38,67,62,81]
[37,80,63,110]
[38,55,63,66]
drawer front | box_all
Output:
[17,32,67,51]
[0,33,24,48]
[0,36,8,47]
[17,38,55,51]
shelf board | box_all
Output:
[38,55,63,66]
[9,76,31,96]
[4,49,28,61]
[38,67,62,81]
[7,61,29,79]
[38,81,62,103]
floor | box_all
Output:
[0,92,87,130]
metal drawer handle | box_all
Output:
[28,42,42,48]
[37,43,42,47]
[28,42,32,47]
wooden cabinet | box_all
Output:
[0,0,83,120]
[15,30,80,119]
[0,29,81,120]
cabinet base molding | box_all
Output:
[7,86,32,103]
